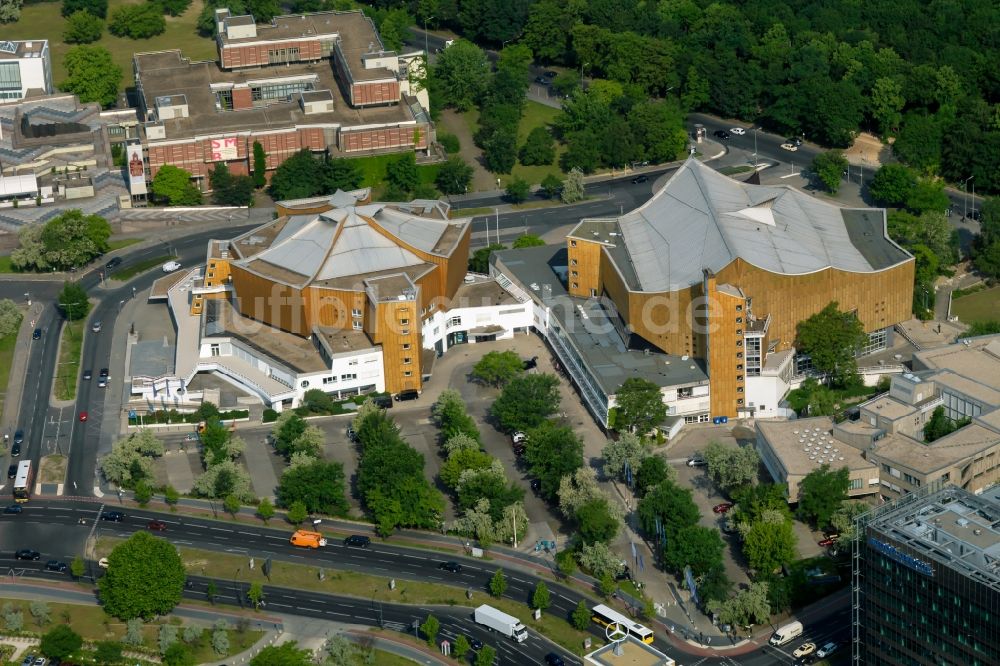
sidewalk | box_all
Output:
[1,300,43,430]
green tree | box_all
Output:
[906,179,951,215]
[420,613,440,647]
[491,373,561,432]
[151,165,202,206]
[257,496,275,523]
[286,499,308,525]
[505,177,531,203]
[70,556,85,579]
[268,150,325,201]
[40,625,83,660]
[247,581,264,608]
[628,100,688,163]
[58,281,90,321]
[210,163,254,207]
[795,301,867,387]
[108,3,166,39]
[435,156,474,195]
[277,459,349,516]
[575,498,620,544]
[250,642,314,666]
[62,0,107,18]
[431,40,491,112]
[812,151,848,194]
[571,599,590,630]
[512,234,545,248]
[94,641,123,665]
[638,481,700,539]
[134,480,153,506]
[468,243,505,273]
[797,464,851,528]
[923,405,969,442]
[868,164,917,206]
[162,642,195,666]
[519,126,555,166]
[373,7,412,51]
[158,0,192,16]
[483,127,518,174]
[613,378,667,435]
[474,645,496,666]
[60,45,122,107]
[63,9,104,43]
[10,209,111,272]
[523,421,583,500]
[540,174,562,199]
[703,440,760,491]
[249,141,267,189]
[489,568,507,598]
[663,524,725,576]
[530,581,551,611]
[453,634,472,659]
[164,485,179,508]
[471,350,524,387]
[743,520,797,575]
[223,493,240,516]
[601,432,649,484]
[440,448,493,489]
[386,153,420,193]
[560,168,585,203]
[98,531,186,619]
[870,77,905,135]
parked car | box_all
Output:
[344,535,371,548]
[147,520,167,531]
[394,389,419,402]
[13,429,23,444]
[730,127,746,135]
[20,655,36,666]
[615,565,633,582]
[162,260,182,273]
[545,654,566,666]
[439,561,462,573]
[522,356,538,370]
[98,557,109,569]
[105,257,123,270]
[11,442,21,457]
[7,464,16,479]
[45,560,68,573]
[631,175,648,184]
[818,536,838,547]
[793,642,816,658]
[816,642,838,659]
[713,129,731,140]
[372,395,393,409]
[534,76,549,85]
[32,328,42,340]
[15,549,40,560]
[687,455,706,467]
[78,411,88,422]
[4,505,23,514]
[101,510,125,522]
[513,444,527,457]
[780,142,799,151]
[469,638,483,650]
[713,502,734,514]
[530,479,541,492]
[346,426,357,441]
[512,431,528,444]
[787,137,803,146]
[543,71,557,78]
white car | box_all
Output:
[780,143,798,152]
[816,642,838,658]
[793,642,816,658]
[730,127,746,135]
[512,431,528,444]
[98,557,109,569]
[162,261,182,273]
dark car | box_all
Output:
[631,175,648,184]
[15,549,40,560]
[543,70,557,78]
[147,520,167,531]
[32,328,42,340]
[82,369,92,380]
[530,478,541,492]
[534,76,549,85]
[13,429,23,444]
[713,129,731,140]
[105,257,123,270]
[469,638,483,650]
[615,565,633,582]
[45,560,67,573]
[523,356,538,370]
[101,510,125,522]
[513,443,527,457]
[786,137,803,146]
[4,505,22,514]
[99,368,109,378]
[372,395,393,409]
[545,653,566,666]
[967,210,981,221]
[11,442,21,457]
[394,389,419,402]
[7,464,16,479]
[346,426,357,441]
[344,535,371,548]
[439,561,462,573]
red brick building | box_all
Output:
[131,8,432,192]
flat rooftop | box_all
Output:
[494,245,709,394]
[912,336,1000,407]
[0,40,47,60]
[314,325,377,358]
[870,424,1000,475]
[862,395,917,421]
[134,50,413,142]
[868,485,1000,593]
[757,417,876,476]
[584,636,675,666]
[453,278,520,308]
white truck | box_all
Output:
[474,604,528,643]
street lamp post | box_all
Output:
[423,16,434,58]
[752,128,758,167]
[964,176,974,220]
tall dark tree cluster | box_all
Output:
[473,45,533,174]
[267,150,364,201]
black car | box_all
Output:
[105,256,123,270]
[439,561,462,573]
[15,549,40,560]
[543,70,557,78]
[45,560,67,573]
[394,389,419,402]
[344,535,371,548]
[786,137,803,146]
[469,638,483,650]
[11,442,20,457]
[713,129,731,140]
[4,505,22,514]
[967,210,981,221]
[99,368,109,378]
[530,478,541,492]
[372,395,393,409]
[523,356,538,370]
[7,464,16,479]
[616,565,633,582]
[545,654,566,666]
[82,369,92,380]
[32,328,41,340]
[13,429,23,444]
[513,443,526,456]
[631,175,648,184]
[534,76,549,85]
[101,511,125,522]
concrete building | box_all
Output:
[854,484,1000,665]
[0,40,53,104]
[491,159,913,429]
[133,190,531,410]
[130,8,432,195]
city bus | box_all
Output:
[13,460,32,502]
[591,604,655,644]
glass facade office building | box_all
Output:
[854,485,1000,665]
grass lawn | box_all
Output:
[110,254,175,281]
[0,597,260,661]
[951,285,1000,323]
[97,538,596,656]
[346,153,440,191]
[108,237,144,252]
[510,101,564,187]
[0,315,22,419]
[360,647,421,665]
[0,256,14,273]
[9,0,216,92]
[55,320,83,401]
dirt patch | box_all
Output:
[39,454,67,483]
[843,132,889,167]
[437,109,497,192]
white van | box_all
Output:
[769,620,803,646]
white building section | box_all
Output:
[0,41,53,103]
